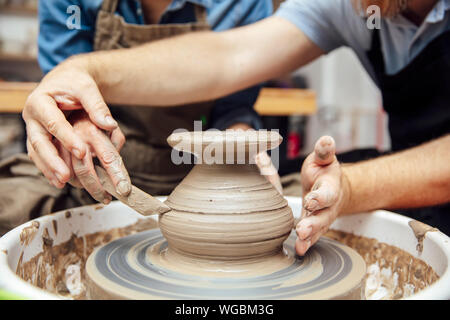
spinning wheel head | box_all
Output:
[86,230,367,300]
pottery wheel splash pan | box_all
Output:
[86,229,366,300]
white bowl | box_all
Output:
[0,196,449,300]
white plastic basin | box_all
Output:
[0,197,449,299]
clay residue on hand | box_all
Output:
[408,220,438,253]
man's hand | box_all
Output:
[295,136,350,256]
[22,57,130,196]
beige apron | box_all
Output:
[0,0,214,235]
[94,0,214,195]
[0,154,94,236]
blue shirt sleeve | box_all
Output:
[209,0,272,130]
[208,0,273,30]
[38,0,100,74]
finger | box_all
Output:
[255,152,283,194]
[24,94,87,159]
[303,179,339,212]
[255,152,276,175]
[313,136,336,166]
[68,177,83,189]
[75,83,118,130]
[296,208,336,241]
[59,145,83,188]
[55,141,83,188]
[295,231,322,256]
[55,140,74,177]
[110,127,126,151]
[295,211,313,240]
[27,140,64,188]
[26,121,71,184]
[53,94,83,111]
[72,152,111,204]
[90,129,131,196]
[266,173,283,194]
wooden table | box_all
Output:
[254,88,317,116]
[0,82,37,113]
[0,83,317,116]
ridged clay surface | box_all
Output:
[161,130,293,259]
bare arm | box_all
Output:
[341,134,450,214]
[87,16,323,106]
[296,135,450,256]
[23,16,323,190]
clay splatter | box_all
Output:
[20,221,40,246]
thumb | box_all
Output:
[313,136,336,166]
[75,79,118,131]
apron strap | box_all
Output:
[370,29,385,73]
[101,0,119,13]
[194,4,208,24]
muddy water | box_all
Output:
[15,220,439,300]
[325,230,439,299]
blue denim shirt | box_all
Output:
[39,0,273,129]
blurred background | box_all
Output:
[0,0,389,174]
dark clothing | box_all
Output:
[366,29,450,236]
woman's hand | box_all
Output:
[55,111,131,203]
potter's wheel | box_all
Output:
[86,131,366,299]
[86,229,366,300]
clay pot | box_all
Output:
[159,131,294,260]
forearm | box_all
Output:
[341,135,450,214]
[85,31,232,106]
[72,17,321,106]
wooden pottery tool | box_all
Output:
[95,165,171,216]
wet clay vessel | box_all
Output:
[160,130,294,259]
